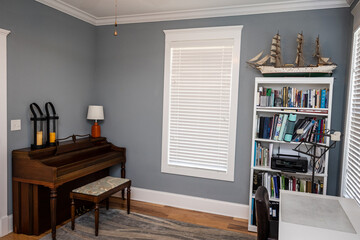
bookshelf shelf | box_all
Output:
[256,108,328,117]
[248,77,333,232]
[256,107,329,111]
[252,166,326,177]
[254,138,327,147]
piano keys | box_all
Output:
[12,136,126,240]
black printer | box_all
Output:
[271,154,308,173]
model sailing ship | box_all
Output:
[247,32,337,76]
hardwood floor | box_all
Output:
[1,197,256,239]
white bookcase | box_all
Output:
[248,77,333,232]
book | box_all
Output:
[278,114,288,141]
[251,198,254,225]
[268,143,273,166]
[254,141,257,166]
[274,114,284,140]
[321,89,326,108]
[259,117,264,138]
[293,119,316,142]
[256,86,328,108]
[300,180,306,192]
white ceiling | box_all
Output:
[36,0,350,26]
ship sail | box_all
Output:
[248,51,264,62]
[270,33,282,66]
[255,55,270,65]
[270,43,277,64]
[274,33,282,67]
[319,57,332,64]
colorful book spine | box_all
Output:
[254,141,257,166]
[274,114,284,140]
[269,143,273,167]
[320,89,326,108]
[251,198,254,225]
[278,114,288,141]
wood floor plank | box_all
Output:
[1,197,256,239]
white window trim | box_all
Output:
[0,28,10,237]
[161,26,242,182]
[352,2,360,32]
[341,3,360,198]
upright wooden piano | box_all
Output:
[12,136,126,240]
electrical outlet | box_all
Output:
[11,119,21,131]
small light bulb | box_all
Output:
[114,30,118,36]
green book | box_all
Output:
[300,180,306,192]
[279,114,288,141]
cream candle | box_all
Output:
[36,131,43,146]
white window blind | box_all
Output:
[169,43,233,172]
[344,28,360,205]
[162,26,242,181]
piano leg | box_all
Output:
[95,203,99,236]
[121,162,126,200]
[50,188,57,240]
[127,186,131,214]
[71,198,75,230]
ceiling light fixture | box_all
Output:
[114,0,118,36]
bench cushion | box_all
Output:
[72,176,130,196]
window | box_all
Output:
[343,27,360,204]
[161,26,242,181]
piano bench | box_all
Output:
[70,176,131,236]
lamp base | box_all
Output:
[91,122,101,138]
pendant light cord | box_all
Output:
[114,0,118,36]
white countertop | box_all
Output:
[279,190,360,240]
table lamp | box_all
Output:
[87,105,104,138]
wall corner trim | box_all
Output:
[36,0,350,26]
[113,187,249,219]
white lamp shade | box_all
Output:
[87,105,104,120]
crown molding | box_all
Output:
[36,0,97,25]
[347,0,355,5]
[0,29,10,36]
[36,0,350,26]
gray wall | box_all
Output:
[94,8,352,205]
[0,0,96,214]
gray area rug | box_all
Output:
[40,208,256,240]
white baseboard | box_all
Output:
[113,187,249,220]
[0,214,13,237]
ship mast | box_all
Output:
[314,35,321,65]
[313,35,333,66]
[295,32,305,67]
